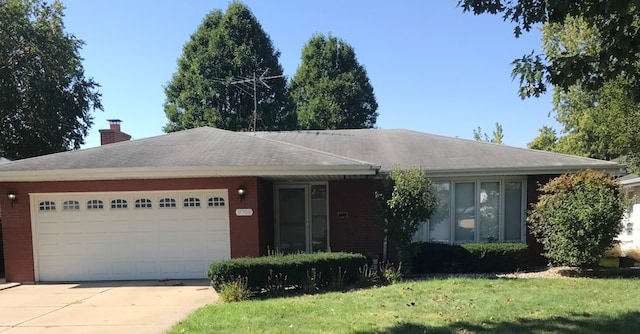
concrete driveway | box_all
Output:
[0,280,217,334]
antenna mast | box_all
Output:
[230,69,283,133]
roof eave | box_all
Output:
[0,165,380,182]
[413,164,624,178]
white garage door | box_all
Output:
[31,190,230,281]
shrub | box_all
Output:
[528,171,627,268]
[208,252,367,292]
[379,262,403,285]
[327,266,347,291]
[410,242,529,274]
[219,277,252,303]
[357,264,379,287]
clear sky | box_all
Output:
[60,0,560,149]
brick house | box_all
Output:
[0,125,621,282]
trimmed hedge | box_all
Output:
[411,242,529,274]
[208,252,367,291]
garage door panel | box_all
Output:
[33,190,231,281]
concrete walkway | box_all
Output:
[0,280,216,334]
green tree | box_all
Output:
[376,167,438,265]
[527,126,558,151]
[458,1,640,100]
[473,122,503,144]
[290,34,378,129]
[527,171,626,268]
[163,2,295,132]
[526,16,640,172]
[0,0,101,160]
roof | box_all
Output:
[0,127,378,181]
[250,129,622,177]
[620,174,640,187]
[0,127,622,182]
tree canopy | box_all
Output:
[458,1,640,100]
[163,2,295,132]
[526,16,640,172]
[290,34,378,129]
[0,0,101,160]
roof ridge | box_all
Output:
[240,131,380,167]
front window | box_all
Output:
[416,178,525,244]
[455,182,475,242]
[479,182,500,242]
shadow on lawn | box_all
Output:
[353,311,640,334]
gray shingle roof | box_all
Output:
[0,127,622,181]
[0,127,378,180]
[250,129,622,176]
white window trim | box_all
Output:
[424,177,526,244]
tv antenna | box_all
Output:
[230,69,283,133]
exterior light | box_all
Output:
[237,187,246,202]
[8,193,16,207]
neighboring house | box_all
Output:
[619,174,640,253]
[0,126,621,282]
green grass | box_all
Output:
[168,277,640,333]
[599,256,640,268]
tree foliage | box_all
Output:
[376,167,438,260]
[163,1,295,132]
[526,16,640,172]
[473,122,503,144]
[527,171,626,268]
[527,126,558,151]
[290,34,378,129]
[458,1,640,100]
[0,0,101,160]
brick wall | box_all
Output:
[0,176,263,282]
[99,129,131,145]
[329,179,385,260]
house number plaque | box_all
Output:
[235,208,254,216]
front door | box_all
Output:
[276,184,328,253]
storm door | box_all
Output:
[275,184,328,253]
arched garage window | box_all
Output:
[39,201,56,211]
[159,198,176,208]
[63,200,80,211]
[87,199,104,210]
[135,198,152,208]
[208,197,225,207]
[184,197,201,208]
[111,199,128,209]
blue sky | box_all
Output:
[60,0,560,149]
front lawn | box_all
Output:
[168,277,640,333]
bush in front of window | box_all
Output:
[528,171,627,268]
[207,252,367,293]
[410,242,529,274]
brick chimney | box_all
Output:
[99,119,131,145]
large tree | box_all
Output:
[459,1,640,101]
[527,16,640,172]
[290,34,378,129]
[164,2,295,132]
[0,0,101,160]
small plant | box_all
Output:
[357,264,379,287]
[218,276,252,303]
[328,266,347,291]
[302,268,322,294]
[266,246,284,257]
[266,270,287,296]
[380,262,403,285]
